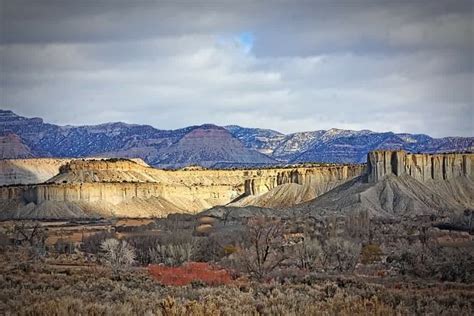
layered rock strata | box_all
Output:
[291,150,474,218]
[0,159,365,218]
[368,150,473,183]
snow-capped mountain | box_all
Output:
[226,126,473,163]
[1,109,472,166]
[0,110,276,168]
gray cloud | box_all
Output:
[1,0,473,137]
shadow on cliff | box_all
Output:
[0,163,46,186]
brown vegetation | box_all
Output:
[0,213,473,315]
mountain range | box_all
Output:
[0,109,472,168]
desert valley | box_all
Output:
[0,111,473,314]
[1,0,473,314]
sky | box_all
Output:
[0,0,473,137]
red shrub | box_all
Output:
[148,262,232,286]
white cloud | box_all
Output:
[1,1,472,137]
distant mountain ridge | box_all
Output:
[227,126,474,163]
[0,109,472,167]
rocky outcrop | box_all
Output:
[230,165,365,209]
[293,150,474,218]
[368,150,473,183]
[243,165,363,195]
[0,158,365,219]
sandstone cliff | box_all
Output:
[368,150,473,183]
[0,159,364,219]
[292,150,474,218]
[232,165,364,208]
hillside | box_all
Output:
[0,110,276,168]
[227,126,473,163]
[0,133,34,159]
[151,125,276,168]
[0,158,71,185]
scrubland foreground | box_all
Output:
[0,212,473,315]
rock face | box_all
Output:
[367,150,473,183]
[230,164,364,209]
[0,158,364,219]
[292,150,474,218]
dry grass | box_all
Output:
[0,247,472,316]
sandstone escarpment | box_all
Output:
[243,165,361,196]
[0,159,365,219]
[368,150,473,183]
[233,165,365,208]
[292,150,474,218]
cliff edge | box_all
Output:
[292,150,474,218]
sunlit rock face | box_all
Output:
[2,151,471,219]
[0,158,364,219]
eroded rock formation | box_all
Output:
[292,150,474,218]
[0,159,365,219]
[368,150,473,183]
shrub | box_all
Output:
[148,262,232,286]
[361,244,383,264]
[293,238,322,270]
[149,243,193,266]
[100,238,136,274]
[54,238,76,254]
[223,244,238,255]
[321,237,361,272]
[81,231,115,254]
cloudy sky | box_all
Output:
[1,0,473,137]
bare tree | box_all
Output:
[13,223,47,247]
[321,237,361,273]
[13,223,47,260]
[237,217,286,279]
[294,237,322,270]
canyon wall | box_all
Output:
[243,165,363,196]
[368,150,473,183]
